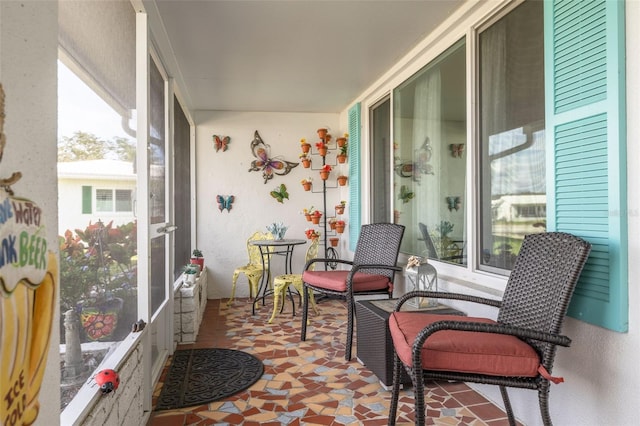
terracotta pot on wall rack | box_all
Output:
[302,158,311,168]
[302,182,312,191]
[337,176,348,186]
[317,128,328,139]
[301,143,311,153]
[337,154,347,164]
[330,237,339,247]
[319,171,330,180]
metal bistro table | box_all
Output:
[250,238,306,315]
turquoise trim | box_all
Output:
[348,103,361,251]
[545,0,627,332]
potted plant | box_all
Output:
[337,143,348,163]
[335,220,346,234]
[316,141,328,157]
[302,206,315,221]
[299,152,312,168]
[304,228,320,240]
[328,217,337,230]
[182,264,199,285]
[319,164,332,180]
[59,220,137,342]
[190,248,204,271]
[337,175,348,186]
[329,237,340,247]
[317,128,328,139]
[311,210,323,224]
[300,138,311,153]
[301,177,313,191]
[335,200,346,215]
[336,133,348,147]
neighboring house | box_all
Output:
[57,160,136,233]
[491,194,547,223]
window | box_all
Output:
[392,39,467,265]
[95,188,132,212]
[478,0,545,273]
[58,0,137,412]
[370,97,391,223]
[385,1,546,275]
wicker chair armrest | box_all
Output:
[395,290,502,311]
[412,319,572,364]
[304,257,353,270]
[350,264,403,275]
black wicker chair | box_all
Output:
[388,232,591,426]
[301,223,405,361]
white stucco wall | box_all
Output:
[194,111,350,301]
[0,1,60,424]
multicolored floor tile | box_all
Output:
[149,298,517,425]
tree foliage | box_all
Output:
[58,131,135,162]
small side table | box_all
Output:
[355,298,465,388]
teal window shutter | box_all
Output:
[348,103,361,251]
[82,185,92,214]
[545,0,627,331]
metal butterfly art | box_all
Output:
[399,185,415,204]
[213,135,231,152]
[450,143,464,158]
[446,196,461,211]
[248,130,298,184]
[394,137,434,184]
[216,195,234,212]
[270,183,289,204]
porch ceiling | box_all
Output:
[146,0,465,113]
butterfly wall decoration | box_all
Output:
[393,137,434,184]
[213,135,231,152]
[270,184,289,204]
[450,143,464,158]
[248,130,298,184]
[446,196,461,211]
[216,195,234,212]
[398,185,415,204]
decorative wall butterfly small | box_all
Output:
[446,196,461,211]
[213,135,231,152]
[248,130,298,184]
[399,185,414,204]
[270,184,289,204]
[450,143,464,158]
[216,195,234,212]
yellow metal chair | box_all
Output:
[268,238,319,323]
[227,231,273,306]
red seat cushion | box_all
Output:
[389,312,540,377]
[302,270,390,292]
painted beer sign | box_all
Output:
[0,83,57,426]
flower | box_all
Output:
[301,177,313,184]
[312,210,322,217]
[300,138,308,145]
[302,206,315,215]
[299,152,309,159]
[321,164,332,172]
[304,228,321,239]
[335,220,346,226]
[344,133,349,138]
[315,141,326,149]
[339,200,347,207]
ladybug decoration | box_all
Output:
[94,369,120,394]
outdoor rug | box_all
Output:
[155,348,263,410]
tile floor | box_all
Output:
[148,297,518,425]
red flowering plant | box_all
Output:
[321,164,332,173]
[315,141,326,150]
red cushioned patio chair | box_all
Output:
[300,223,405,361]
[388,232,591,426]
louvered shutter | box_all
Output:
[82,185,92,214]
[348,103,361,251]
[545,0,627,331]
